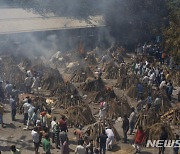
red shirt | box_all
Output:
[135,130,145,144]
[59,119,68,132]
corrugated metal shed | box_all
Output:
[0,8,105,34]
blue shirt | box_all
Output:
[10,98,16,110]
[137,84,143,93]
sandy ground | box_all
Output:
[0,55,178,154]
[0,104,174,154]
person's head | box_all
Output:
[53,116,56,122]
[138,125,143,131]
[10,145,16,152]
[6,81,9,84]
[61,115,65,120]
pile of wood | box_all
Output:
[85,54,97,65]
[135,108,160,128]
[65,105,95,128]
[127,83,152,99]
[64,62,79,74]
[41,68,64,90]
[145,123,174,141]
[85,120,120,146]
[56,93,83,109]
[105,61,120,79]
[51,81,76,96]
[94,87,117,102]
[18,57,32,71]
[18,93,49,113]
[107,96,131,119]
[161,108,180,126]
[71,66,94,83]
[116,72,138,90]
[0,55,25,90]
[83,78,105,92]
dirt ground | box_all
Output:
[0,55,178,154]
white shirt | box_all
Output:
[23,102,31,114]
[28,105,35,117]
[160,81,166,89]
[129,112,136,123]
[75,145,86,154]
[51,120,56,132]
[31,130,40,143]
[105,129,114,138]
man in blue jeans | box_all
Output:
[0,104,5,128]
[10,96,16,121]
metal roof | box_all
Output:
[0,8,105,34]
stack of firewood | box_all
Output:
[71,66,94,83]
[65,105,95,128]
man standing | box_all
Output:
[159,126,168,154]
[51,117,57,143]
[22,97,31,125]
[0,81,5,102]
[105,127,115,150]
[31,127,40,154]
[42,134,51,154]
[129,108,136,135]
[5,81,13,99]
[75,140,86,154]
[122,115,129,143]
[97,130,108,154]
[25,75,32,93]
[0,103,5,128]
[10,96,16,121]
[137,82,143,101]
[26,103,35,129]
[59,115,68,132]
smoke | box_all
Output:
[0,33,59,59]
[0,0,168,57]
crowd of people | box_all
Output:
[0,47,179,154]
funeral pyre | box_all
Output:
[65,105,96,128]
[70,66,94,83]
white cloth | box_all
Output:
[31,130,40,143]
[129,112,136,123]
[99,102,107,120]
[23,103,31,114]
[51,120,56,132]
[27,70,33,78]
[106,136,114,149]
[105,129,114,138]
[159,81,166,89]
[75,145,86,154]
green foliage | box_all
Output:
[163,0,180,64]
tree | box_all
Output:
[163,0,180,64]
